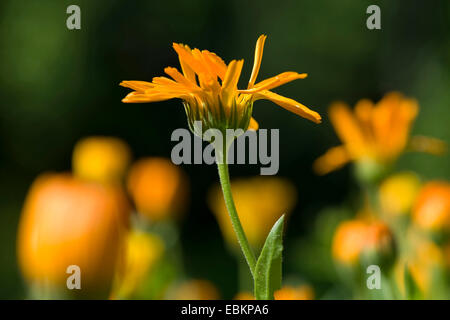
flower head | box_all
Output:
[121,35,321,137]
[274,285,314,300]
[412,181,450,233]
[379,172,421,217]
[72,136,131,184]
[208,176,296,248]
[127,157,188,222]
[169,279,220,300]
[17,173,130,299]
[332,219,395,268]
[314,92,445,176]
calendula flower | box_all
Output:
[412,181,450,233]
[379,172,421,217]
[332,219,395,267]
[273,285,314,300]
[120,35,321,138]
[127,157,188,222]
[111,230,164,299]
[208,176,296,248]
[73,136,131,184]
[17,173,130,299]
[169,279,220,300]
[314,92,444,177]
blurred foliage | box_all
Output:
[0,0,449,299]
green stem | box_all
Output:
[216,155,257,278]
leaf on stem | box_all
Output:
[254,215,285,300]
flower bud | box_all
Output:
[274,285,314,300]
[379,172,421,217]
[17,173,129,299]
[127,157,188,222]
[169,279,220,300]
[332,219,396,269]
[413,181,450,234]
[72,136,131,184]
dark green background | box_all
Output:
[0,0,448,299]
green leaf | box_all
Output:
[254,215,285,300]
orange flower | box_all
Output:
[332,219,395,267]
[127,157,188,222]
[169,279,220,300]
[314,92,444,175]
[412,181,450,232]
[274,285,314,300]
[17,173,130,299]
[120,35,320,137]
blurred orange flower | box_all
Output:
[73,136,131,184]
[412,181,450,232]
[169,279,220,300]
[17,173,130,299]
[332,219,395,267]
[208,176,296,248]
[274,285,314,300]
[127,157,188,222]
[314,92,444,176]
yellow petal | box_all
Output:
[122,91,184,103]
[329,102,367,157]
[248,35,267,89]
[120,81,155,92]
[221,60,244,106]
[313,145,351,175]
[164,67,200,90]
[248,117,259,131]
[202,50,227,80]
[255,90,321,123]
[239,72,307,94]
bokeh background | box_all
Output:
[0,0,449,299]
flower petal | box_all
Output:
[239,72,307,94]
[329,102,367,157]
[248,117,259,131]
[255,90,321,123]
[248,35,267,89]
[313,145,351,175]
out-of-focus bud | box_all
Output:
[379,172,421,217]
[17,173,130,299]
[412,181,450,233]
[127,157,188,222]
[111,230,164,299]
[332,219,396,269]
[169,279,220,300]
[274,285,314,300]
[208,177,296,249]
[332,220,368,265]
[361,221,396,268]
[73,136,131,184]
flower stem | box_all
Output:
[216,155,257,278]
